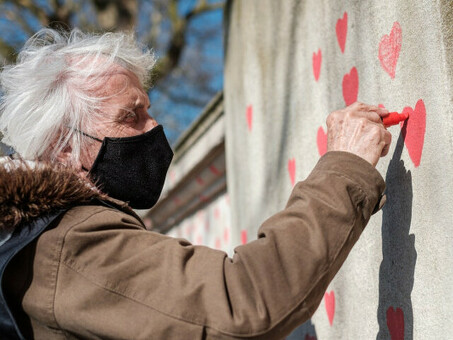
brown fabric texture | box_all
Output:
[2,151,385,339]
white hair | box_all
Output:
[0,28,156,164]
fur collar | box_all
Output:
[0,159,110,232]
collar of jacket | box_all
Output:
[0,158,140,234]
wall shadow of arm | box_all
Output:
[377,127,417,340]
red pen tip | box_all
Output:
[382,112,409,127]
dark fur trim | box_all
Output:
[0,161,106,232]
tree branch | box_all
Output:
[186,0,224,20]
[4,8,35,36]
[149,0,224,86]
[0,38,17,64]
[14,0,50,26]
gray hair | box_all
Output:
[0,28,156,164]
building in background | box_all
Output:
[143,92,237,255]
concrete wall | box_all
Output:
[224,1,453,338]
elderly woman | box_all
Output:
[0,29,390,339]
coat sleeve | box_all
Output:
[54,151,385,339]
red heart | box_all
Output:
[169,170,176,184]
[336,12,348,53]
[304,335,317,340]
[246,105,253,131]
[379,22,402,79]
[240,230,247,245]
[288,158,296,186]
[312,49,322,81]
[401,99,426,167]
[209,165,221,176]
[317,127,327,156]
[223,226,230,243]
[324,291,335,326]
[386,307,404,340]
[342,67,359,106]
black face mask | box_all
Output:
[83,125,173,209]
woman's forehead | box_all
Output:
[96,66,142,96]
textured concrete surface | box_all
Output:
[224,0,453,338]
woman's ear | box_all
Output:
[55,144,73,166]
[56,145,88,177]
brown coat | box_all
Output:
[1,152,385,339]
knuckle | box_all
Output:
[326,112,334,122]
[359,117,368,126]
[370,124,379,132]
[353,101,365,109]
[385,130,392,142]
[365,124,376,135]
[327,111,339,125]
[344,111,354,120]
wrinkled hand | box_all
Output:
[326,102,392,167]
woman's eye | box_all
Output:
[124,112,137,122]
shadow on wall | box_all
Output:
[286,318,317,340]
[377,126,417,340]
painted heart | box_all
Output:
[324,291,335,326]
[169,170,176,184]
[246,105,253,131]
[336,12,348,53]
[317,127,327,156]
[342,67,359,106]
[379,22,402,79]
[209,165,221,176]
[386,306,404,340]
[240,230,247,245]
[401,99,426,167]
[288,158,296,186]
[312,49,322,81]
[223,226,230,243]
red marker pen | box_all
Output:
[382,112,409,127]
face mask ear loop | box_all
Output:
[72,128,103,173]
[73,128,103,143]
